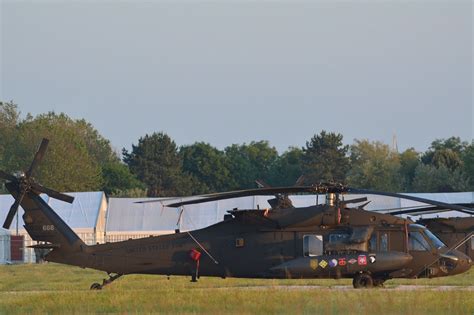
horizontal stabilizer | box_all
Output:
[27,243,61,249]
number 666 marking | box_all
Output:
[42,225,55,231]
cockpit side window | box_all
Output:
[369,234,377,251]
[329,233,350,243]
[303,235,323,257]
[380,232,389,251]
[408,231,431,251]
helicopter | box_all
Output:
[0,139,472,289]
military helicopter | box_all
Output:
[0,139,472,290]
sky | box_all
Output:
[1,1,472,154]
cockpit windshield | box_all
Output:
[409,224,446,251]
[423,228,446,249]
[408,231,430,251]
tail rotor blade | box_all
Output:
[31,183,74,204]
[25,138,49,178]
[3,193,24,229]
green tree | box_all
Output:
[302,131,349,184]
[399,148,420,191]
[180,142,233,193]
[412,164,470,192]
[0,101,21,193]
[415,137,471,192]
[0,101,21,171]
[74,119,119,165]
[1,105,128,193]
[224,141,278,189]
[101,162,145,196]
[421,137,467,171]
[14,112,103,191]
[461,141,474,189]
[268,147,303,186]
[123,132,193,197]
[347,139,402,192]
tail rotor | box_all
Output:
[0,138,74,229]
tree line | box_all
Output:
[1,101,473,197]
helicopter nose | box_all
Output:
[448,251,472,276]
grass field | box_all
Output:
[0,264,472,314]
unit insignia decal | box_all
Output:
[319,260,328,268]
[358,255,367,266]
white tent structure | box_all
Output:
[105,198,178,242]
[0,192,107,263]
[0,228,10,265]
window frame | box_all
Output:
[328,232,350,244]
[303,234,323,257]
[379,232,389,252]
[408,231,431,251]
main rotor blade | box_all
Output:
[382,203,474,216]
[341,197,368,205]
[255,179,271,188]
[165,186,315,208]
[25,138,49,178]
[0,170,17,182]
[139,183,345,205]
[31,183,74,204]
[3,191,25,229]
[346,188,474,214]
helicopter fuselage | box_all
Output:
[47,204,472,284]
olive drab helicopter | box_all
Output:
[1,139,472,290]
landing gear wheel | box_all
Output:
[90,273,123,290]
[353,273,373,289]
[90,283,103,290]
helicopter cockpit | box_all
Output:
[408,224,471,277]
[408,224,446,251]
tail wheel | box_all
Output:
[90,283,103,290]
[353,273,373,289]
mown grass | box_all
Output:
[0,264,472,314]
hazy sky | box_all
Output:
[1,1,472,154]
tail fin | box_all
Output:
[5,182,85,253]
